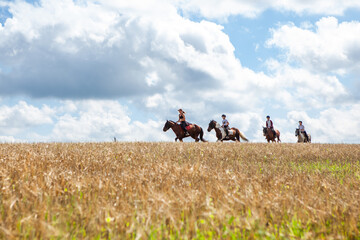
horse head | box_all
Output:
[262,127,266,136]
[295,128,299,136]
[207,120,216,132]
[163,120,172,132]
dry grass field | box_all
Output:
[0,142,359,239]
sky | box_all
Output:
[0,0,359,143]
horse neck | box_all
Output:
[267,129,274,139]
[214,127,221,135]
[300,131,305,141]
[167,121,179,131]
[213,122,222,133]
[267,128,271,135]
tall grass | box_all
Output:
[0,142,359,239]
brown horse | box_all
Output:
[163,120,207,142]
[207,120,248,142]
[263,127,281,143]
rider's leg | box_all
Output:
[272,128,276,137]
[304,131,309,141]
[225,126,229,136]
[180,121,187,134]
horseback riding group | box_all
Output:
[163,109,311,143]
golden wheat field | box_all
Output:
[0,142,359,239]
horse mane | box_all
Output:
[168,120,176,124]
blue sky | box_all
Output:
[0,0,359,143]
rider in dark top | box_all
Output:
[177,109,188,134]
[266,115,276,137]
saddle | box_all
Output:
[221,127,234,135]
[185,124,194,131]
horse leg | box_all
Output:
[235,131,240,142]
[195,132,200,142]
[175,137,178,142]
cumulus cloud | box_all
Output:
[267,17,360,75]
[0,1,352,111]
[264,59,348,108]
[50,100,173,142]
[0,0,234,99]
[0,100,172,142]
[177,0,360,20]
[0,1,358,143]
[0,101,53,135]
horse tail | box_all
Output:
[199,127,207,142]
[276,130,281,142]
[235,130,240,141]
[238,131,249,142]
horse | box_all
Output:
[163,120,207,142]
[263,127,281,143]
[295,129,311,143]
[207,120,248,142]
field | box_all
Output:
[0,142,360,239]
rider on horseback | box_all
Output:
[298,121,309,142]
[177,109,188,135]
[221,114,230,137]
[266,116,276,137]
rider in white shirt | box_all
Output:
[221,114,230,137]
[298,121,309,141]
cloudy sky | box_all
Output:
[0,0,359,143]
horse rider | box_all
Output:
[298,121,309,141]
[177,109,188,134]
[221,114,230,137]
[266,115,276,137]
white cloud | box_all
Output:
[0,1,351,112]
[51,100,131,141]
[267,17,360,75]
[176,0,360,20]
[0,135,18,143]
[0,101,54,135]
[0,0,235,101]
[0,1,358,143]
[264,59,348,109]
[0,100,173,142]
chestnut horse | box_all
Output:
[263,127,281,143]
[207,120,248,142]
[163,120,207,142]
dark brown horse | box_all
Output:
[163,120,207,142]
[207,120,248,142]
[263,127,281,143]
